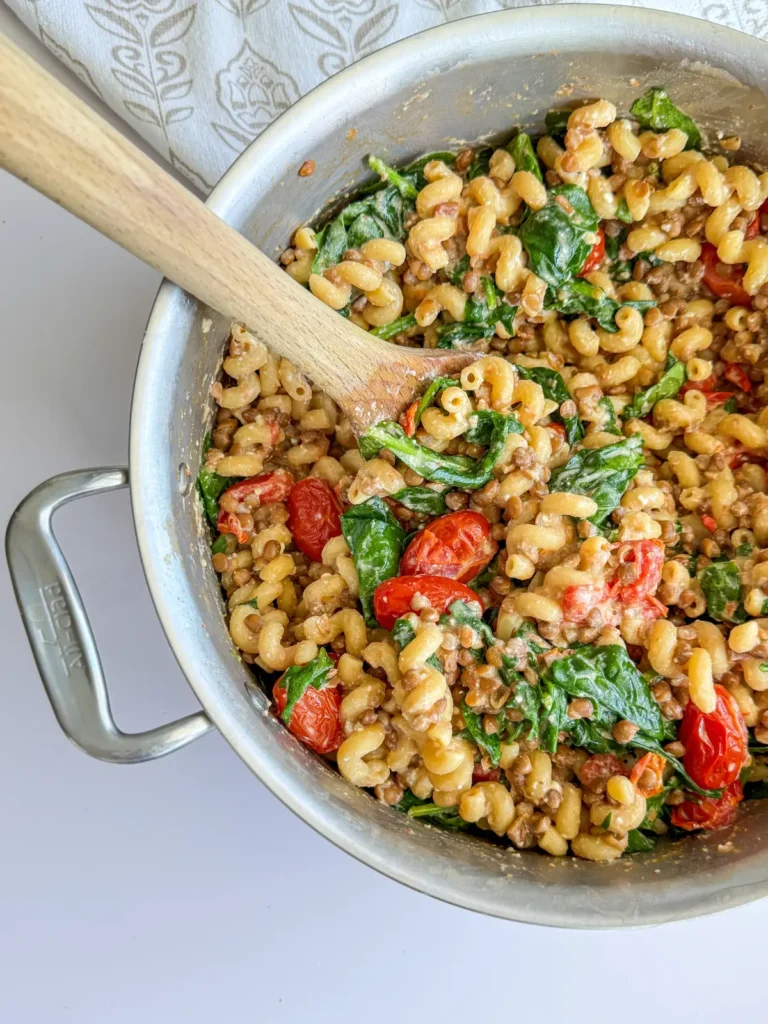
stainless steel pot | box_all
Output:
[8,5,768,927]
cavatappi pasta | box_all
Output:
[201,88,768,862]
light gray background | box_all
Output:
[1,8,766,1023]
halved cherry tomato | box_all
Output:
[400,401,419,438]
[400,510,497,583]
[701,514,718,532]
[613,539,665,605]
[222,468,295,506]
[704,391,738,407]
[700,242,752,306]
[678,684,748,791]
[286,477,342,562]
[373,575,481,631]
[636,594,668,620]
[273,676,342,754]
[580,226,605,276]
[629,752,665,798]
[562,582,612,623]
[723,363,753,392]
[577,754,628,790]
[745,211,760,240]
[472,764,501,783]
[217,509,250,545]
[670,780,744,832]
[681,373,718,395]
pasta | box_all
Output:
[201,86,768,864]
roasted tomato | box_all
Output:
[580,226,605,276]
[577,754,628,790]
[286,477,343,562]
[745,211,760,240]
[562,582,612,623]
[400,510,497,583]
[614,539,665,605]
[678,684,748,791]
[472,764,501,783]
[629,752,666,798]
[400,400,419,437]
[273,677,342,755]
[373,575,481,631]
[216,509,250,545]
[222,469,295,506]
[701,514,718,532]
[723,363,753,392]
[700,242,752,306]
[670,780,744,832]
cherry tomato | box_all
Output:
[704,391,738,407]
[681,373,718,395]
[373,575,481,631]
[222,469,295,506]
[670,780,744,832]
[636,594,668,620]
[577,754,628,790]
[745,211,760,240]
[700,242,752,306]
[678,684,748,791]
[580,226,605,276]
[723,363,753,392]
[286,477,342,562]
[701,514,718,533]
[472,764,501,783]
[562,582,612,623]
[273,675,342,754]
[629,752,665,798]
[216,509,250,545]
[400,510,497,583]
[613,539,665,605]
[400,400,419,438]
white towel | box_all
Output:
[5,0,765,191]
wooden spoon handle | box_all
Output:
[0,33,398,402]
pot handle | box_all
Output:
[6,467,214,763]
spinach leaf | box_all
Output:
[548,434,644,525]
[626,829,656,853]
[393,788,427,813]
[700,560,747,624]
[615,197,633,224]
[311,214,348,275]
[736,542,754,557]
[539,679,570,753]
[390,486,448,516]
[436,322,495,348]
[543,643,665,738]
[406,802,470,830]
[629,87,701,150]
[504,681,542,743]
[435,276,517,349]
[464,409,523,447]
[401,151,456,189]
[467,147,492,179]
[599,396,621,435]
[519,184,599,289]
[391,617,442,670]
[461,702,501,766]
[544,109,570,143]
[211,534,229,556]
[604,229,624,262]
[516,364,584,446]
[622,353,687,420]
[370,313,417,339]
[414,376,460,426]
[507,131,543,182]
[197,433,234,526]
[546,277,655,332]
[724,396,738,414]
[630,733,722,798]
[368,154,419,199]
[447,254,471,287]
[341,497,406,625]
[278,648,335,725]
[359,416,522,489]
[441,599,495,647]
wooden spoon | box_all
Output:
[0,34,473,434]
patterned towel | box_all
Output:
[5,0,766,191]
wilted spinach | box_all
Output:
[359,415,522,489]
[700,560,747,623]
[507,131,543,182]
[548,434,645,525]
[464,409,523,447]
[370,313,417,339]
[461,702,501,766]
[278,648,335,725]
[629,87,701,150]
[546,277,655,332]
[622,353,687,420]
[440,599,495,647]
[626,829,656,853]
[519,184,599,289]
[197,433,234,526]
[516,364,584,446]
[467,147,492,179]
[390,486,448,516]
[599,396,621,435]
[412,376,460,426]
[391,617,442,670]
[544,108,570,143]
[211,534,229,556]
[341,497,406,625]
[436,276,518,348]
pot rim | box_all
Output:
[131,4,768,926]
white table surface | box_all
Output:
[2,9,768,1023]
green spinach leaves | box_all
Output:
[516,364,584,446]
[548,434,644,525]
[622,353,687,420]
[197,433,234,525]
[700,560,747,624]
[340,497,406,625]
[507,131,543,181]
[519,184,598,289]
[278,648,335,725]
[629,87,701,150]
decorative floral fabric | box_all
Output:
[5,0,767,191]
